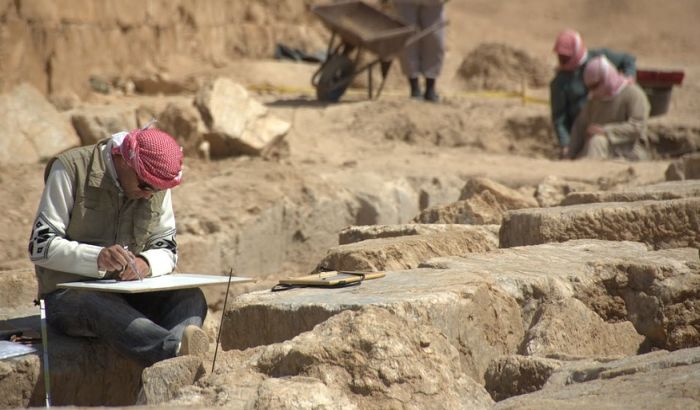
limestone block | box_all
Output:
[183,308,493,409]
[338,223,499,245]
[340,173,421,226]
[0,354,40,409]
[318,229,498,272]
[195,78,267,137]
[255,307,494,410]
[665,152,700,181]
[484,355,562,401]
[459,176,538,209]
[413,193,504,224]
[141,356,206,405]
[0,83,80,164]
[240,115,290,156]
[422,241,700,352]
[1,316,144,407]
[562,180,700,206]
[251,377,358,410]
[414,177,536,224]
[497,348,700,409]
[223,269,524,384]
[522,298,644,358]
[499,198,700,249]
[195,77,289,157]
[35,332,143,406]
[534,175,597,207]
[156,101,206,156]
[70,104,138,145]
[544,347,700,389]
[495,359,700,409]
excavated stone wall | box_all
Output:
[0,0,326,97]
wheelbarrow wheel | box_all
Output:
[316,54,354,102]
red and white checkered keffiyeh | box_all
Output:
[584,55,631,99]
[554,29,588,72]
[118,128,183,190]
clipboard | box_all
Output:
[272,270,385,291]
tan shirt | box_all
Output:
[570,82,650,159]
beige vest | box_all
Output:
[36,140,166,295]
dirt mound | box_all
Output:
[457,43,552,92]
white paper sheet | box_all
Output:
[0,341,37,360]
[57,273,253,294]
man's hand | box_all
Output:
[117,256,150,281]
[586,124,605,138]
[98,245,149,281]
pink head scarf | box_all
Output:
[583,55,631,99]
[554,30,588,71]
[118,127,183,190]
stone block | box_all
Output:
[484,355,562,401]
[499,198,700,249]
[319,229,498,272]
[70,104,137,145]
[562,180,700,206]
[522,298,645,358]
[0,83,80,164]
[223,267,524,384]
[338,223,499,245]
[141,356,206,405]
[495,348,700,409]
[424,241,700,352]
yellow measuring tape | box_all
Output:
[247,83,550,105]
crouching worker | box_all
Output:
[28,126,208,366]
[568,56,651,160]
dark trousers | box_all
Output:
[44,287,207,366]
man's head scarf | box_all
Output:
[118,128,183,190]
[584,55,630,99]
[554,30,588,71]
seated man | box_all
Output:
[568,55,651,160]
[28,126,208,366]
[550,29,637,158]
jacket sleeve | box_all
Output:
[602,48,636,77]
[29,161,105,277]
[139,190,178,277]
[604,86,650,146]
[550,77,571,147]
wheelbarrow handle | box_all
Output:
[404,19,449,48]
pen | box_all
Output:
[123,245,143,281]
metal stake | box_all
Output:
[39,299,52,408]
[211,268,234,374]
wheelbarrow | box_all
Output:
[311,0,446,102]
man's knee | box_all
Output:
[174,288,208,316]
[582,135,610,159]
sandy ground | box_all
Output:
[1,0,699,280]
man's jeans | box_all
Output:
[44,287,207,366]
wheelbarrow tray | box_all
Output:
[312,0,416,58]
[636,68,685,117]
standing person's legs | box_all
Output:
[44,289,181,366]
[393,2,421,97]
[418,4,445,101]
